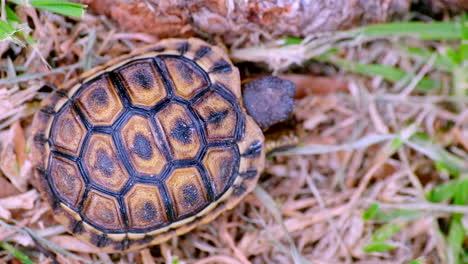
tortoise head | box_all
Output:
[242,76,296,130]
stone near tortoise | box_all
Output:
[31,38,295,251]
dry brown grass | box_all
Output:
[1,5,468,264]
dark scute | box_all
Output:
[176,61,194,83]
[242,141,262,158]
[90,87,108,106]
[56,89,69,98]
[72,220,84,234]
[92,234,111,248]
[194,46,211,60]
[240,169,257,180]
[115,237,131,251]
[40,106,56,115]
[182,184,199,207]
[140,201,157,221]
[242,76,296,129]
[177,42,190,55]
[33,132,48,143]
[135,235,154,245]
[210,59,232,74]
[132,68,153,89]
[219,158,234,184]
[170,119,193,144]
[206,109,228,125]
[133,133,153,160]
[95,149,114,176]
[35,166,47,179]
[232,183,247,196]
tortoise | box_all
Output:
[31,38,295,251]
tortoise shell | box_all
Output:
[31,38,265,251]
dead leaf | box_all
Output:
[279,74,348,98]
[0,190,39,210]
[140,249,155,264]
[0,174,20,198]
[0,123,30,191]
[12,122,27,166]
[50,235,101,253]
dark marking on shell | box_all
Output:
[210,60,232,74]
[220,158,234,183]
[33,133,48,143]
[92,234,111,248]
[232,183,247,196]
[90,87,108,106]
[72,220,84,234]
[115,237,131,250]
[140,201,157,222]
[37,167,60,210]
[56,89,69,98]
[170,119,193,144]
[131,68,153,89]
[241,141,262,158]
[176,61,194,83]
[206,109,228,126]
[182,184,199,207]
[177,42,189,55]
[194,46,211,60]
[135,235,154,245]
[36,166,47,179]
[95,149,114,176]
[133,133,153,160]
[40,106,56,115]
[240,169,257,180]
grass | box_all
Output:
[1,0,86,45]
[260,15,468,264]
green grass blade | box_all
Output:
[406,260,423,264]
[401,45,455,71]
[402,137,467,173]
[435,161,461,177]
[0,242,34,264]
[356,22,460,40]
[6,5,21,23]
[331,58,439,91]
[363,203,380,220]
[363,242,396,252]
[30,0,86,18]
[371,223,402,243]
[5,5,35,45]
[453,179,468,205]
[448,216,464,264]
[427,180,460,203]
[0,19,17,40]
[282,36,303,46]
[8,0,87,18]
[363,205,421,222]
[363,222,402,252]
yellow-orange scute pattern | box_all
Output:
[30,38,266,252]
